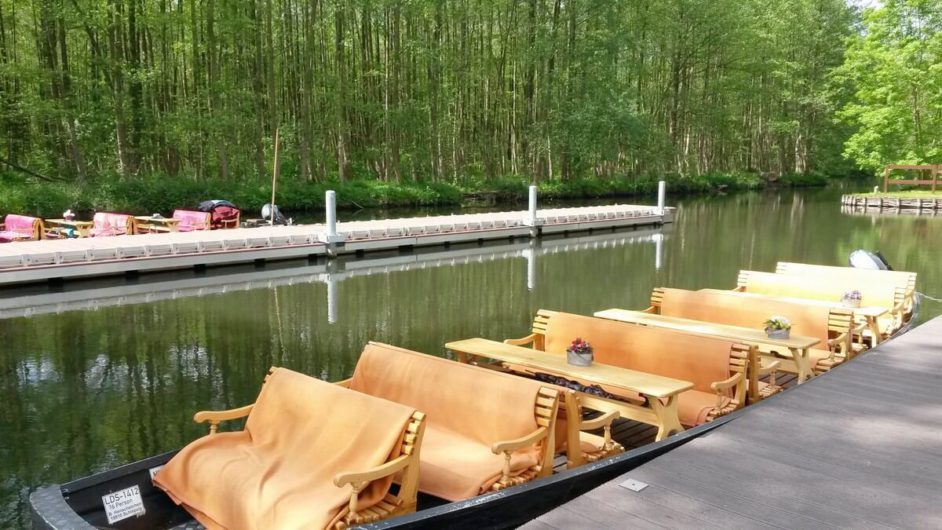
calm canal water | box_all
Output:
[1,185,940,527]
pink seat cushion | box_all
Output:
[1,214,39,241]
[172,210,211,231]
[90,213,132,237]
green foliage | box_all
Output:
[836,0,942,172]
[0,171,828,219]
[0,0,857,189]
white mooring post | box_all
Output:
[657,180,666,215]
[526,185,543,236]
[326,190,338,239]
[528,185,538,224]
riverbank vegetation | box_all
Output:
[0,0,933,215]
[0,171,828,217]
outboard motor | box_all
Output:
[261,203,289,225]
[848,249,893,270]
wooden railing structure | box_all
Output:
[882,164,940,192]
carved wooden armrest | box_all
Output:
[757,360,780,388]
[710,372,743,393]
[491,426,549,484]
[641,306,657,313]
[733,286,746,292]
[578,410,619,451]
[503,333,537,347]
[710,372,744,409]
[0,223,5,231]
[193,404,255,434]
[333,453,412,521]
[827,331,851,354]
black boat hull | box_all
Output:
[30,417,732,530]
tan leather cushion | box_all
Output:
[348,342,546,501]
[776,262,915,296]
[420,425,539,501]
[154,368,415,530]
[741,271,898,311]
[678,390,731,427]
[660,287,833,343]
[542,312,732,393]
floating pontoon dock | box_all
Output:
[0,227,666,320]
[523,315,942,529]
[0,204,671,286]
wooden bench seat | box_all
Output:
[505,310,752,429]
[737,270,906,336]
[153,367,426,530]
[775,261,917,314]
[88,212,137,237]
[172,209,212,232]
[341,342,559,501]
[0,214,43,242]
[650,287,854,378]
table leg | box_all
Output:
[649,395,684,441]
[868,317,882,347]
[451,350,469,363]
[791,347,813,384]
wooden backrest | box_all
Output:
[2,214,42,239]
[173,209,212,229]
[737,270,905,311]
[653,287,850,344]
[534,310,746,393]
[776,262,916,297]
[349,342,555,446]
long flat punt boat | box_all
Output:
[30,418,731,530]
[29,253,915,530]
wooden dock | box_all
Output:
[0,204,670,286]
[841,193,942,213]
[523,315,942,529]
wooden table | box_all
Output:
[594,308,821,394]
[445,338,693,441]
[134,216,180,233]
[44,219,94,238]
[700,289,889,347]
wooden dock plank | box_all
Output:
[523,316,942,529]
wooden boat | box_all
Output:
[29,416,732,530]
[29,254,917,530]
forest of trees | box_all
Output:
[0,0,936,189]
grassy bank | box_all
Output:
[0,171,828,219]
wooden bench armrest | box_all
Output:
[710,372,743,393]
[579,410,618,453]
[827,330,851,354]
[758,359,780,389]
[578,410,618,431]
[503,333,538,347]
[491,426,549,454]
[0,222,5,231]
[757,360,780,376]
[711,372,745,409]
[193,404,255,434]
[333,453,411,488]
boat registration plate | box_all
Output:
[102,484,146,524]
